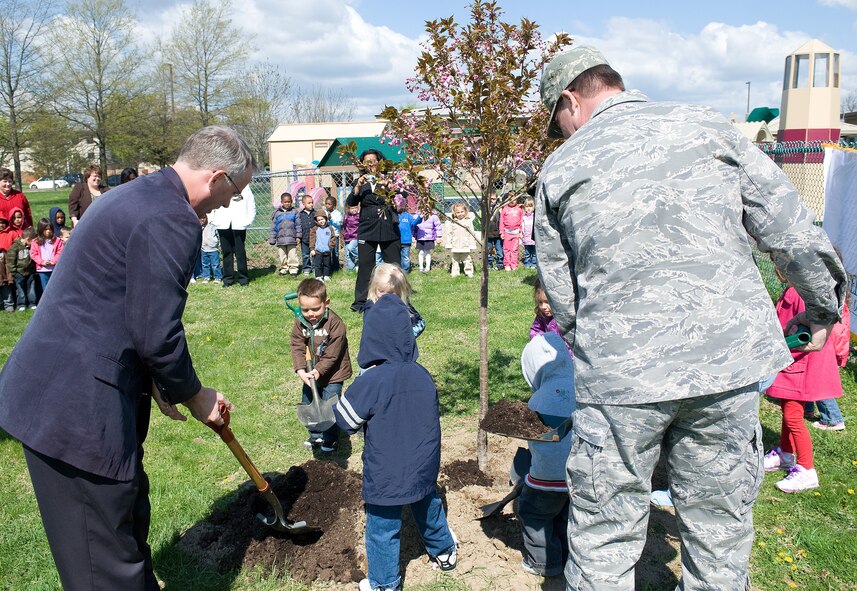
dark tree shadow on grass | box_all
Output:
[0,427,12,442]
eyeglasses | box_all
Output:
[223,171,243,201]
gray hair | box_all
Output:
[177,126,257,179]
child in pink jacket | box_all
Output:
[31,217,64,292]
[499,194,523,271]
[763,273,843,493]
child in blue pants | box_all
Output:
[335,294,456,591]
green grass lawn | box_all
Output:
[0,265,855,590]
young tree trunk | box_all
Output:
[476,198,490,471]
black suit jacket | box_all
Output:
[0,168,202,481]
[345,182,401,243]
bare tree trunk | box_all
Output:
[9,107,22,190]
[476,198,490,471]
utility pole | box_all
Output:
[165,63,175,114]
[745,81,751,121]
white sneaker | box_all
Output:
[433,543,457,571]
[763,446,795,472]
[775,465,819,493]
[189,277,196,283]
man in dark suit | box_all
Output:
[0,125,256,590]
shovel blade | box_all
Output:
[478,482,524,519]
[295,394,338,433]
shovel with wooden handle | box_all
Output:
[207,402,319,535]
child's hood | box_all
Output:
[521,333,575,418]
[357,294,417,367]
[9,207,24,225]
[49,207,66,233]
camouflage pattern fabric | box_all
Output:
[535,90,847,405]
[565,385,763,591]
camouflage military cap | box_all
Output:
[540,46,609,138]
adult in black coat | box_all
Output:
[345,149,401,311]
[0,125,255,590]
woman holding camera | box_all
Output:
[346,149,401,312]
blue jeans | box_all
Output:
[38,271,51,291]
[517,485,569,576]
[400,245,412,273]
[486,237,503,269]
[345,239,358,271]
[198,251,222,280]
[365,489,455,589]
[14,273,36,307]
[300,381,342,445]
[301,241,312,273]
[805,399,844,425]
[1,284,13,310]
[523,244,537,268]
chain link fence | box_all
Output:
[247,143,853,307]
[753,140,854,302]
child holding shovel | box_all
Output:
[334,293,457,591]
[517,332,575,577]
[290,278,352,452]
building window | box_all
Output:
[833,53,840,88]
[783,56,791,91]
[314,142,329,149]
[793,54,809,88]
[813,53,829,87]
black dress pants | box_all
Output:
[352,238,401,310]
[218,228,248,286]
[23,445,159,591]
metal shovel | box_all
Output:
[207,402,319,535]
[295,346,338,433]
[483,415,574,443]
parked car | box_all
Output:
[60,173,83,186]
[29,177,69,190]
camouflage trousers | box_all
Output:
[565,384,763,591]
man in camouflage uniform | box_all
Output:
[535,46,847,591]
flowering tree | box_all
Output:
[380,1,570,469]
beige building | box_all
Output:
[779,39,841,142]
[267,121,388,172]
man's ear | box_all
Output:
[560,89,579,116]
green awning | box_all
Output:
[317,137,406,168]
[747,107,779,123]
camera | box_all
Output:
[366,174,376,183]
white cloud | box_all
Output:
[133,0,422,119]
[818,0,857,9]
[574,18,857,116]
[132,2,857,122]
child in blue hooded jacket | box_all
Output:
[334,293,456,591]
[517,332,575,577]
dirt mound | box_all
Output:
[480,399,547,439]
[178,460,364,583]
[440,459,495,490]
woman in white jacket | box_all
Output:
[208,184,256,287]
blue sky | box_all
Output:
[134,0,857,120]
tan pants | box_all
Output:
[276,244,300,275]
[449,252,473,277]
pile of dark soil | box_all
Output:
[440,459,495,490]
[178,460,364,583]
[480,399,547,439]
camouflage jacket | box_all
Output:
[535,90,846,405]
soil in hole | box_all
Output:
[177,459,364,583]
[480,399,547,439]
[440,459,495,490]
